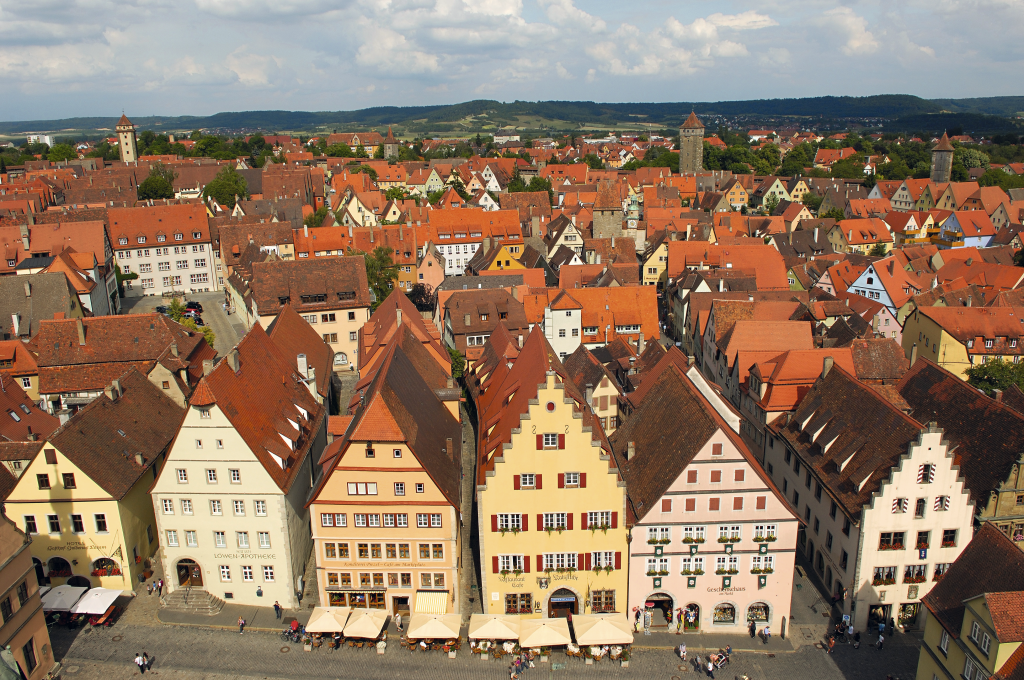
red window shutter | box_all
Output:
[536,555,542,572]
[712,443,723,456]
[734,497,744,511]
[514,475,521,490]
[611,512,618,529]
[614,552,621,570]
[687,470,697,484]
[710,470,722,483]
[756,496,767,510]
[709,498,720,511]
[685,498,696,512]
[661,498,672,513]
[537,514,543,531]
[536,474,543,489]
[492,556,499,573]
[585,553,592,570]
[577,553,584,570]
[521,513,528,531]
[558,473,565,489]
[580,473,587,488]
[491,515,498,532]
[567,513,573,530]
[735,469,745,482]
[524,557,530,573]
[599,395,608,411]
[558,434,565,449]
[581,512,588,530]
[536,434,543,449]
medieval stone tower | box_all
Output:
[678,111,704,175]
[930,132,954,184]
[116,113,138,163]
[383,126,400,159]
[592,180,624,239]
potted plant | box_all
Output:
[620,648,630,668]
[592,564,602,573]
[682,537,694,543]
[872,577,884,586]
[715,568,727,575]
[540,647,551,663]
[727,569,739,575]
[500,569,511,576]
[603,565,614,574]
[647,537,659,545]
[544,567,554,575]
[941,540,955,548]
[916,543,928,550]
[556,525,566,534]
[658,538,671,544]
[512,568,523,576]
[599,523,611,534]
[717,536,731,543]
[646,570,657,577]
[657,570,669,576]
[695,537,705,543]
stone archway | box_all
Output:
[176,558,203,587]
[547,587,578,618]
[644,592,674,627]
[47,557,72,578]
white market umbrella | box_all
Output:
[70,588,123,615]
[519,618,572,647]
[571,613,633,645]
[305,607,351,633]
[41,585,87,612]
[343,608,388,638]
[468,614,521,640]
[407,613,461,640]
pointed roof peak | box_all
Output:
[384,126,397,143]
[681,111,704,130]
[934,132,954,152]
[190,377,216,406]
[116,113,133,128]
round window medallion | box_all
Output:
[546,402,556,412]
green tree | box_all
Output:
[348,245,398,310]
[868,242,889,256]
[965,359,1024,395]
[821,207,846,221]
[168,297,187,322]
[447,346,466,379]
[506,167,527,193]
[757,144,781,171]
[352,164,378,182]
[384,187,408,202]
[325,143,353,157]
[763,194,780,215]
[47,144,77,162]
[181,317,216,349]
[138,163,177,200]
[113,264,137,297]
[201,166,249,208]
[355,144,368,158]
[449,174,470,201]
[373,145,384,159]
[954,147,990,169]
[979,169,1024,190]
[526,176,553,204]
[304,206,330,229]
[582,154,603,170]
[801,191,824,211]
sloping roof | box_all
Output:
[897,358,1024,507]
[681,112,704,130]
[922,523,1024,639]
[934,132,954,152]
[0,372,59,442]
[563,344,620,398]
[202,325,325,493]
[0,272,81,339]
[985,591,1024,643]
[848,338,909,382]
[47,367,185,499]
[266,303,335,400]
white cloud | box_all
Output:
[537,0,606,31]
[820,6,879,55]
[354,26,440,73]
[707,11,777,30]
[555,61,574,79]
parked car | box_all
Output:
[182,309,201,319]
[190,318,205,326]
[185,301,204,313]
[155,305,169,314]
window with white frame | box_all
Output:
[347,482,378,495]
[258,532,271,548]
[718,525,741,540]
[592,551,614,568]
[751,555,776,572]
[254,500,267,516]
[181,499,193,514]
[210,500,222,515]
[219,565,231,581]
[520,474,536,488]
[647,526,670,543]
[542,513,567,530]
[646,557,669,574]
[542,553,578,570]
[754,524,777,540]
[214,531,226,547]
[262,566,275,582]
[498,514,522,530]
[681,556,705,574]
[682,525,706,542]
[166,530,179,547]
[237,532,249,548]
[498,555,525,572]
[177,469,188,483]
[242,566,253,582]
[230,469,241,483]
[564,472,580,487]
[206,469,217,483]
[233,500,245,516]
[587,511,612,528]
[430,514,442,528]
[161,499,174,514]
[185,531,197,547]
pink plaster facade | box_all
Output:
[627,431,800,633]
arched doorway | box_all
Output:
[91,557,121,577]
[747,602,770,624]
[47,557,72,579]
[548,588,577,618]
[176,559,203,587]
[32,558,45,586]
[645,592,673,627]
[67,575,91,588]
[683,603,700,632]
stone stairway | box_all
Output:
[161,588,226,616]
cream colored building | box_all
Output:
[151,326,326,608]
[0,514,55,680]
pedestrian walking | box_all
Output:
[157,579,163,596]
[146,583,152,596]
[395,612,403,632]
[889,617,896,634]
[847,624,855,641]
[707,659,715,679]
[827,637,835,654]
[678,642,687,660]
[749,619,756,638]
[643,608,652,636]
[763,625,771,643]
[238,616,245,634]
[633,607,641,632]
[143,653,150,670]
[274,601,281,620]
[134,654,145,674]
[877,633,884,650]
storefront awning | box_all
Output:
[414,590,449,615]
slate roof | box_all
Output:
[0,272,81,339]
[922,523,1024,638]
[897,358,1024,507]
[47,367,185,499]
[249,256,371,314]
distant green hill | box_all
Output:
[0,95,1019,137]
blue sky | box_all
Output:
[0,0,1022,121]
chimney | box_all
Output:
[718,278,725,292]
[447,377,454,389]
[638,332,646,353]
[297,353,308,378]
[585,383,594,407]
[135,453,145,466]
[967,296,972,307]
[596,253,601,265]
[518,334,523,346]
[76,318,85,345]
[822,356,834,379]
[993,388,1004,402]
[910,343,918,367]
[58,410,71,426]
[396,307,402,327]
[202,359,214,376]
[445,437,454,461]
[814,227,819,242]
[627,441,636,460]
[170,341,178,357]
[227,348,240,372]
[464,313,471,326]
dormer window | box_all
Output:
[157,234,166,242]
[137,236,146,244]
[175,233,183,241]
[967,340,974,348]
[118,238,128,245]
[985,339,994,348]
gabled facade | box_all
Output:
[472,328,628,618]
[614,356,799,631]
[309,339,461,615]
[151,326,326,608]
